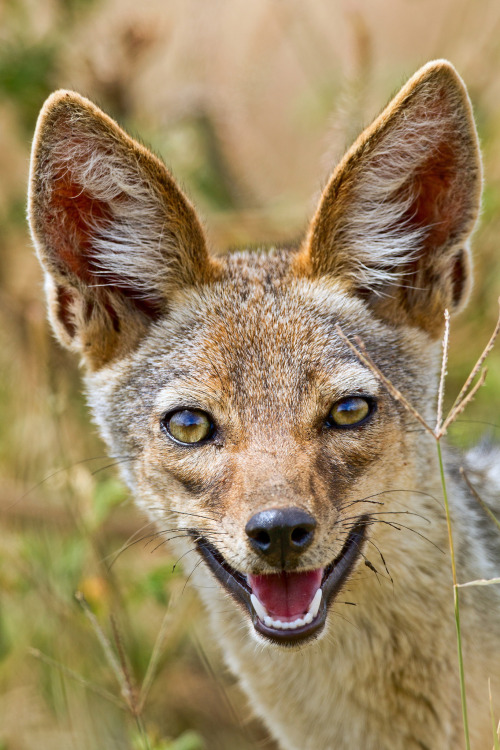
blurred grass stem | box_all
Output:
[460,467,500,533]
[29,647,126,710]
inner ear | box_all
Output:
[299,60,481,336]
[29,90,216,366]
[404,142,462,251]
[48,169,114,282]
[47,168,165,317]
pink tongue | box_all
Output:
[248,569,323,618]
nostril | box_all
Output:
[245,507,316,563]
[290,526,310,546]
[253,529,271,551]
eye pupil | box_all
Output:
[328,397,372,427]
[164,409,213,444]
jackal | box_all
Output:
[28,60,500,749]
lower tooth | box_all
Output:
[263,605,322,631]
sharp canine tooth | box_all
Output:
[251,594,267,621]
[303,612,313,625]
[309,588,322,619]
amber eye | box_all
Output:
[327,396,373,428]
[162,409,214,445]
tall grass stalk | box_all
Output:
[336,297,500,750]
[436,440,470,750]
[490,679,500,750]
[76,592,153,750]
[29,647,126,710]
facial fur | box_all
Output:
[85,249,436,643]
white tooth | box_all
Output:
[303,611,313,625]
[288,621,298,630]
[271,618,283,629]
[264,616,273,627]
[251,594,267,621]
[309,588,322,619]
[294,617,305,628]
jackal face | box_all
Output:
[29,61,481,646]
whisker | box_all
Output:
[345,536,390,586]
[104,518,158,565]
[182,557,205,594]
[171,545,203,573]
[341,509,431,525]
[90,456,137,476]
[108,526,225,567]
[365,538,394,586]
[336,498,383,512]
[450,418,500,430]
[347,488,442,508]
[329,610,358,630]
[169,509,222,523]
[9,454,135,510]
[150,532,227,555]
[342,517,444,553]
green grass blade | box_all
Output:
[437,441,471,750]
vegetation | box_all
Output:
[1,0,499,747]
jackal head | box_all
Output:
[29,61,481,645]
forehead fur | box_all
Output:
[86,247,436,441]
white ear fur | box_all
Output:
[29,90,215,365]
[303,60,482,336]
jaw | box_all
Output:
[193,518,368,646]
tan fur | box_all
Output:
[29,61,499,749]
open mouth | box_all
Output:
[193,518,367,644]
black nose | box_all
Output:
[245,507,316,567]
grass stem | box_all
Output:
[436,441,470,750]
[135,715,152,750]
[489,679,500,750]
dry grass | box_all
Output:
[1,0,500,747]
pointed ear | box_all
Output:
[301,60,482,338]
[28,90,216,368]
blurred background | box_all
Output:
[1,0,500,748]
